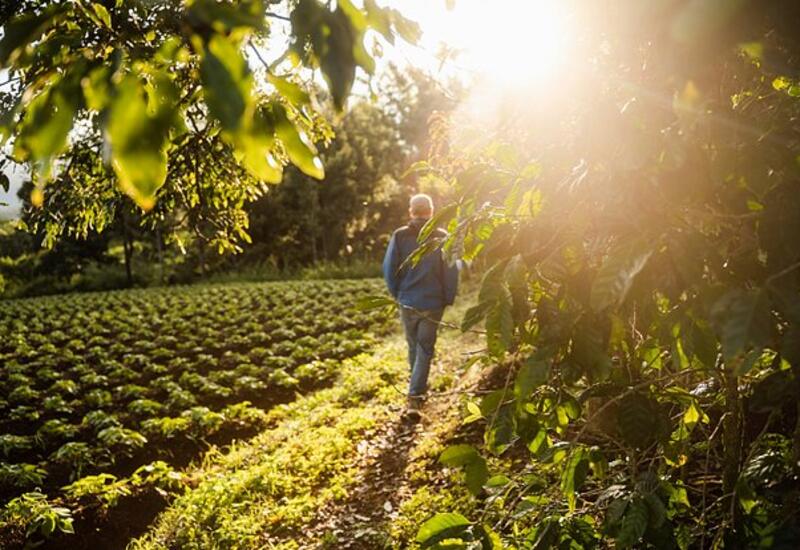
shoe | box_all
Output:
[405,395,424,419]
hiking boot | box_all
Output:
[405,395,424,419]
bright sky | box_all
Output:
[381,0,572,84]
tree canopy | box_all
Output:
[0,0,419,252]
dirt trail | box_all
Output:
[299,333,482,549]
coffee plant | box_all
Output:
[413,1,800,548]
[0,278,390,546]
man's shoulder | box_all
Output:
[393,225,447,240]
[393,225,414,238]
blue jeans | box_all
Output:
[400,307,443,397]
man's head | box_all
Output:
[409,193,433,219]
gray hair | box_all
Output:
[409,194,433,217]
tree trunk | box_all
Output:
[155,227,164,284]
[722,370,742,528]
[198,237,207,276]
[309,190,318,264]
[121,211,134,287]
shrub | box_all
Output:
[1,492,74,540]
[63,473,131,508]
[0,463,47,490]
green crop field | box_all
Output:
[0,279,391,547]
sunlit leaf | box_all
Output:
[107,74,176,210]
[273,104,324,179]
[267,74,310,107]
[200,35,252,133]
[354,295,396,311]
[416,512,471,546]
[237,107,282,183]
[439,444,479,467]
[13,79,80,179]
[560,447,589,511]
[92,3,112,29]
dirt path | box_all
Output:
[298,332,482,549]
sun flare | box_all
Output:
[459,0,571,87]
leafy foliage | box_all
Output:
[413,1,800,547]
[0,0,418,257]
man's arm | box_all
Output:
[382,233,400,299]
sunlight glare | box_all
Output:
[460,0,571,87]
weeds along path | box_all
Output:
[131,307,484,549]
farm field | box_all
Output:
[0,279,392,548]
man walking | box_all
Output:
[383,194,458,418]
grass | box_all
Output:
[130,302,483,549]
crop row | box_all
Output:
[0,279,391,518]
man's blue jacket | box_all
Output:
[382,217,458,310]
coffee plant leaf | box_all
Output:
[617,393,658,449]
[616,497,649,549]
[590,244,653,312]
[416,512,472,546]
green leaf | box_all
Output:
[514,357,549,400]
[14,79,80,179]
[291,0,361,110]
[735,477,758,514]
[267,74,310,107]
[354,295,396,311]
[0,8,61,67]
[92,3,112,28]
[463,401,483,424]
[486,290,513,357]
[439,444,479,467]
[710,289,773,362]
[419,202,456,243]
[391,11,422,44]
[643,492,666,527]
[461,301,490,332]
[201,35,252,133]
[81,66,112,111]
[560,447,589,511]
[236,107,282,184]
[486,404,515,455]
[590,244,652,312]
[273,104,325,180]
[41,514,55,536]
[464,457,489,496]
[681,401,707,432]
[108,74,176,210]
[402,160,431,178]
[188,0,266,32]
[416,512,472,546]
[616,498,648,548]
[478,260,509,302]
[617,393,658,449]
